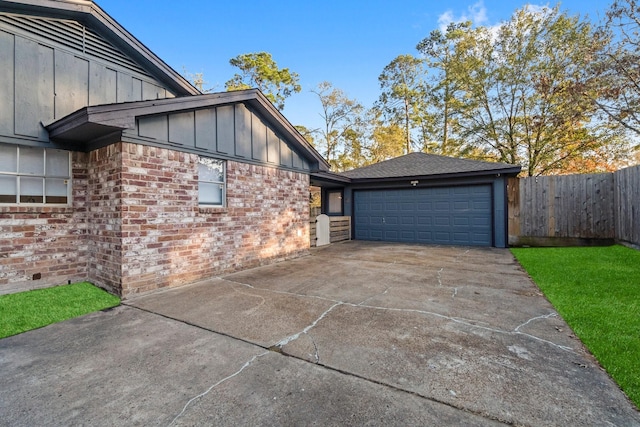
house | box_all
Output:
[311,153,521,247]
[0,0,521,298]
[0,0,329,297]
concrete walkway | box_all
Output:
[1,241,638,426]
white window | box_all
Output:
[0,144,71,205]
[198,157,225,206]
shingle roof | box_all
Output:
[340,152,520,179]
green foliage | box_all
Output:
[594,0,640,142]
[231,3,639,175]
[377,54,426,154]
[416,7,629,175]
[294,125,316,146]
[511,246,640,407]
[416,22,472,156]
[0,282,120,339]
[225,52,301,110]
[312,81,364,171]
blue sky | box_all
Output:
[101,0,613,132]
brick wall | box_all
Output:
[87,144,124,295]
[0,152,89,295]
[0,142,311,297]
[116,143,310,296]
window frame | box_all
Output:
[197,156,226,207]
[0,144,72,206]
[326,189,344,216]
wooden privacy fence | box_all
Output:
[509,164,640,247]
[310,216,351,247]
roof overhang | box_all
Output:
[310,166,521,188]
[45,89,331,170]
[310,171,352,188]
[346,167,522,183]
[0,0,199,96]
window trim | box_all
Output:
[197,156,226,207]
[0,144,72,206]
[326,189,344,216]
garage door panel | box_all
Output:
[474,200,491,210]
[453,216,470,226]
[384,230,399,239]
[435,216,450,226]
[472,186,491,195]
[417,202,432,210]
[453,201,470,211]
[354,185,493,246]
[453,232,471,243]
[416,216,433,226]
[435,201,450,211]
[434,231,452,243]
[385,215,399,225]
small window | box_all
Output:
[327,190,343,215]
[0,144,71,205]
[198,157,225,206]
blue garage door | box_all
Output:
[354,185,493,246]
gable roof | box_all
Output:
[340,152,521,180]
[0,0,198,96]
[46,89,331,171]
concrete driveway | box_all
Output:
[1,241,638,426]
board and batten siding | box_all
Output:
[0,13,175,145]
[132,103,311,171]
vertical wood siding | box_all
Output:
[134,103,311,172]
[615,165,640,246]
[0,14,175,144]
[508,166,639,247]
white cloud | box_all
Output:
[524,4,552,16]
[437,1,489,31]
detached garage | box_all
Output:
[311,153,521,248]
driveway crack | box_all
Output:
[275,302,343,349]
[168,351,269,426]
[357,286,391,306]
[350,303,574,353]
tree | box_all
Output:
[416,22,473,155]
[225,52,301,110]
[377,54,426,154]
[294,125,316,147]
[420,6,628,175]
[182,68,214,93]
[592,0,640,138]
[311,82,363,170]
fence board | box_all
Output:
[309,215,351,247]
[510,171,620,246]
[615,165,640,247]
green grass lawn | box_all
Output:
[0,282,120,339]
[511,245,640,408]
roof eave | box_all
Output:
[44,90,331,170]
[345,167,522,183]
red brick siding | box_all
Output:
[86,144,124,295]
[0,142,310,297]
[0,152,89,294]
[117,143,310,296]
